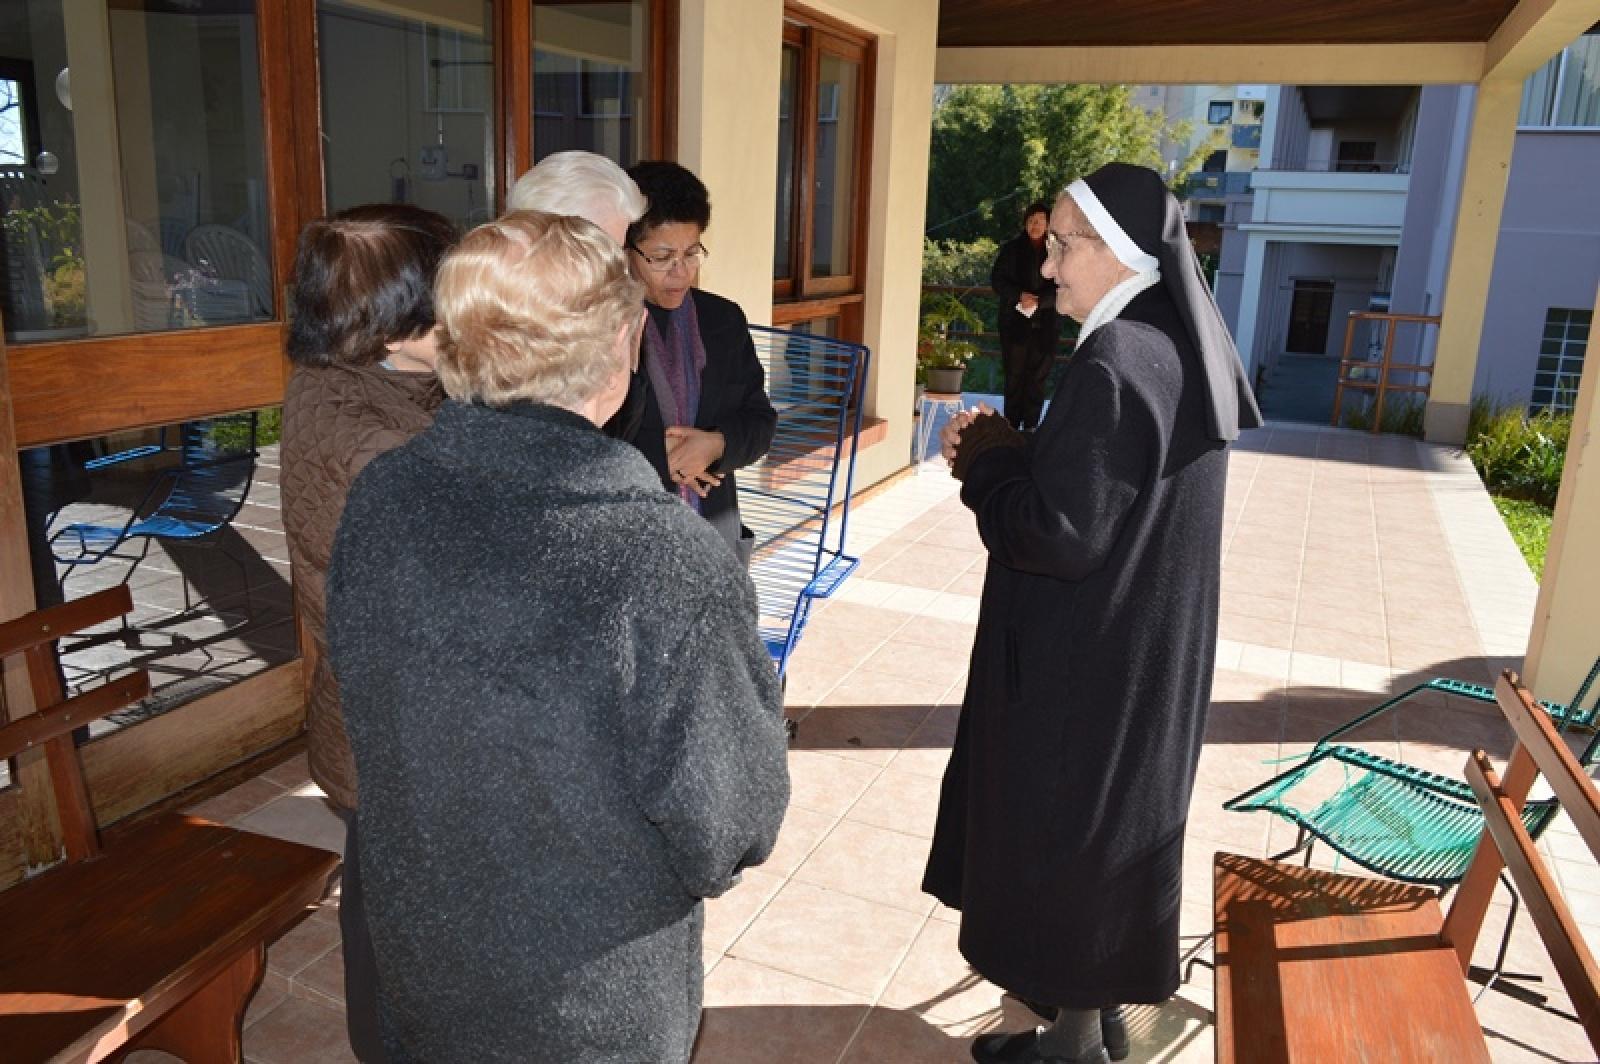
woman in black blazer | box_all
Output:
[609,160,776,565]
[990,200,1061,431]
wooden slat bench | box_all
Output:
[0,586,339,1063]
[1215,669,1600,1062]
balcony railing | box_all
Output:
[1232,124,1262,149]
[1185,171,1254,199]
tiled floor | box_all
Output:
[141,420,1595,1063]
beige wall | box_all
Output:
[679,0,940,490]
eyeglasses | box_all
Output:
[1044,230,1100,258]
[630,243,709,273]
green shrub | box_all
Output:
[1464,395,1570,508]
[1338,396,1425,437]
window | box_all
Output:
[1202,149,1227,173]
[531,1,670,167]
[1335,140,1380,173]
[1520,31,1600,127]
[318,1,497,230]
[1208,100,1232,124]
[1,1,274,344]
[1531,308,1590,412]
[772,6,872,336]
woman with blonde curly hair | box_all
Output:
[327,210,789,1063]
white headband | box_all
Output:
[1065,179,1160,274]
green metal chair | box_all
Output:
[1222,655,1600,991]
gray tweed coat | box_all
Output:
[327,399,789,1063]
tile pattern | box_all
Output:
[178,421,1593,1063]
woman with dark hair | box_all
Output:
[610,160,776,565]
[990,200,1061,431]
[280,202,457,1063]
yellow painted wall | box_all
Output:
[679,0,940,490]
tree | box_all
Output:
[925,84,1208,246]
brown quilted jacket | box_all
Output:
[281,364,443,810]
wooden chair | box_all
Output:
[1213,669,1600,1062]
[0,586,339,1062]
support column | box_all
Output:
[1423,78,1521,444]
[1522,280,1600,704]
[675,0,782,326]
[1231,234,1268,382]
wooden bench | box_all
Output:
[0,586,339,1062]
[1214,669,1600,1062]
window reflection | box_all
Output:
[0,0,272,343]
[811,52,859,279]
[318,0,496,230]
[774,44,797,281]
[533,1,651,166]
[13,409,295,758]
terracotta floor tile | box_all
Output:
[762,806,836,877]
[847,768,944,840]
[237,792,346,855]
[859,640,970,690]
[266,909,341,979]
[694,958,870,1064]
[878,919,1008,1023]
[793,703,935,766]
[795,819,937,915]
[784,749,882,818]
[1291,623,1390,666]
[821,670,950,710]
[704,867,787,956]
[731,881,925,996]
[1217,612,1294,650]
[292,943,347,1008]
[183,775,294,826]
[243,992,358,1064]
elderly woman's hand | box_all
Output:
[940,409,976,464]
[665,426,726,490]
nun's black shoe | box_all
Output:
[970,1028,1110,1064]
[1013,1001,1129,1063]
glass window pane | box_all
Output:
[774,44,797,281]
[318,0,496,231]
[532,2,650,167]
[1,0,272,344]
[810,52,858,279]
[16,409,295,754]
[1554,33,1600,127]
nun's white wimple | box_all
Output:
[1065,179,1160,274]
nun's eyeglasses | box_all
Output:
[1045,230,1099,258]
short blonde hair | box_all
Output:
[434,211,645,408]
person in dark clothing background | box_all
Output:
[990,201,1060,431]
[608,160,776,566]
[924,163,1261,1064]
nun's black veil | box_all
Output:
[1071,162,1263,442]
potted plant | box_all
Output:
[918,295,981,395]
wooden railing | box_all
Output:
[1330,311,1441,433]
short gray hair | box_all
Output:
[507,151,646,230]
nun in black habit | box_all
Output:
[921,162,1261,1064]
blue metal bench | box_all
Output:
[740,327,869,681]
[50,413,260,620]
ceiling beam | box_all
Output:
[1482,0,1600,80]
[935,43,1487,86]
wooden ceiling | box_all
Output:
[936,0,1524,48]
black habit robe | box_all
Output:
[922,283,1227,1008]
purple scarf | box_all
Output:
[642,297,708,511]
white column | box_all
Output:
[1231,234,1269,380]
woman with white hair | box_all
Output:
[507,150,645,244]
[327,210,790,1063]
